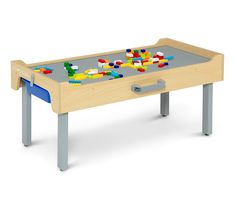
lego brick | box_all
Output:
[99,72,106,75]
[134,62,142,66]
[159,59,169,63]
[143,62,153,66]
[73,73,87,80]
[43,70,53,74]
[71,65,79,70]
[132,57,143,61]
[165,55,174,60]
[71,83,81,86]
[111,71,119,77]
[87,69,98,75]
[152,57,159,62]
[140,49,146,53]
[40,68,46,72]
[133,53,140,58]
[103,65,111,69]
[120,63,129,67]
[92,74,103,79]
[68,80,81,84]
[115,61,123,65]
[138,68,145,72]
[126,52,134,58]
[158,63,165,68]
[98,58,106,63]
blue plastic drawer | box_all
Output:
[22,79,51,103]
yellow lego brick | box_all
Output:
[120,63,129,67]
[133,65,144,69]
[71,83,81,86]
[84,69,91,74]
[34,69,41,73]
[130,65,136,69]
[104,70,111,73]
[143,62,153,66]
[103,65,111,69]
[73,73,87,80]
[92,74,103,79]
[159,59,168,63]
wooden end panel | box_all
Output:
[11,60,61,114]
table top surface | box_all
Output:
[30,45,210,85]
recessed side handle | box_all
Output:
[131,79,165,93]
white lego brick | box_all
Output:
[157,52,164,56]
[71,65,79,70]
[134,62,142,66]
[152,57,159,62]
[126,53,133,58]
[87,69,98,75]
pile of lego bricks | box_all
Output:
[33,49,174,86]
[33,66,54,74]
[98,48,174,73]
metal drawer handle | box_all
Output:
[131,79,165,93]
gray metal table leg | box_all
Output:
[202,83,213,135]
[58,113,68,171]
[160,92,169,117]
[22,84,31,146]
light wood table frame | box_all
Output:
[11,38,224,171]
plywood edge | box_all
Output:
[11,60,61,114]
[214,53,224,81]
[11,60,24,90]
[156,38,223,59]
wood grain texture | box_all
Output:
[11,38,224,114]
[11,60,61,113]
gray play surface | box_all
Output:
[31,45,210,85]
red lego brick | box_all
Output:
[43,70,53,74]
[116,61,123,65]
[133,53,140,58]
[99,72,106,75]
[98,59,106,63]
[158,63,165,68]
[138,68,145,72]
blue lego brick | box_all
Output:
[34,66,54,70]
[132,57,143,61]
[68,80,81,84]
[165,56,174,60]
[22,79,51,103]
[111,71,119,77]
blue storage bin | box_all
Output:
[22,79,51,103]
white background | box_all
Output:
[0,0,234,208]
